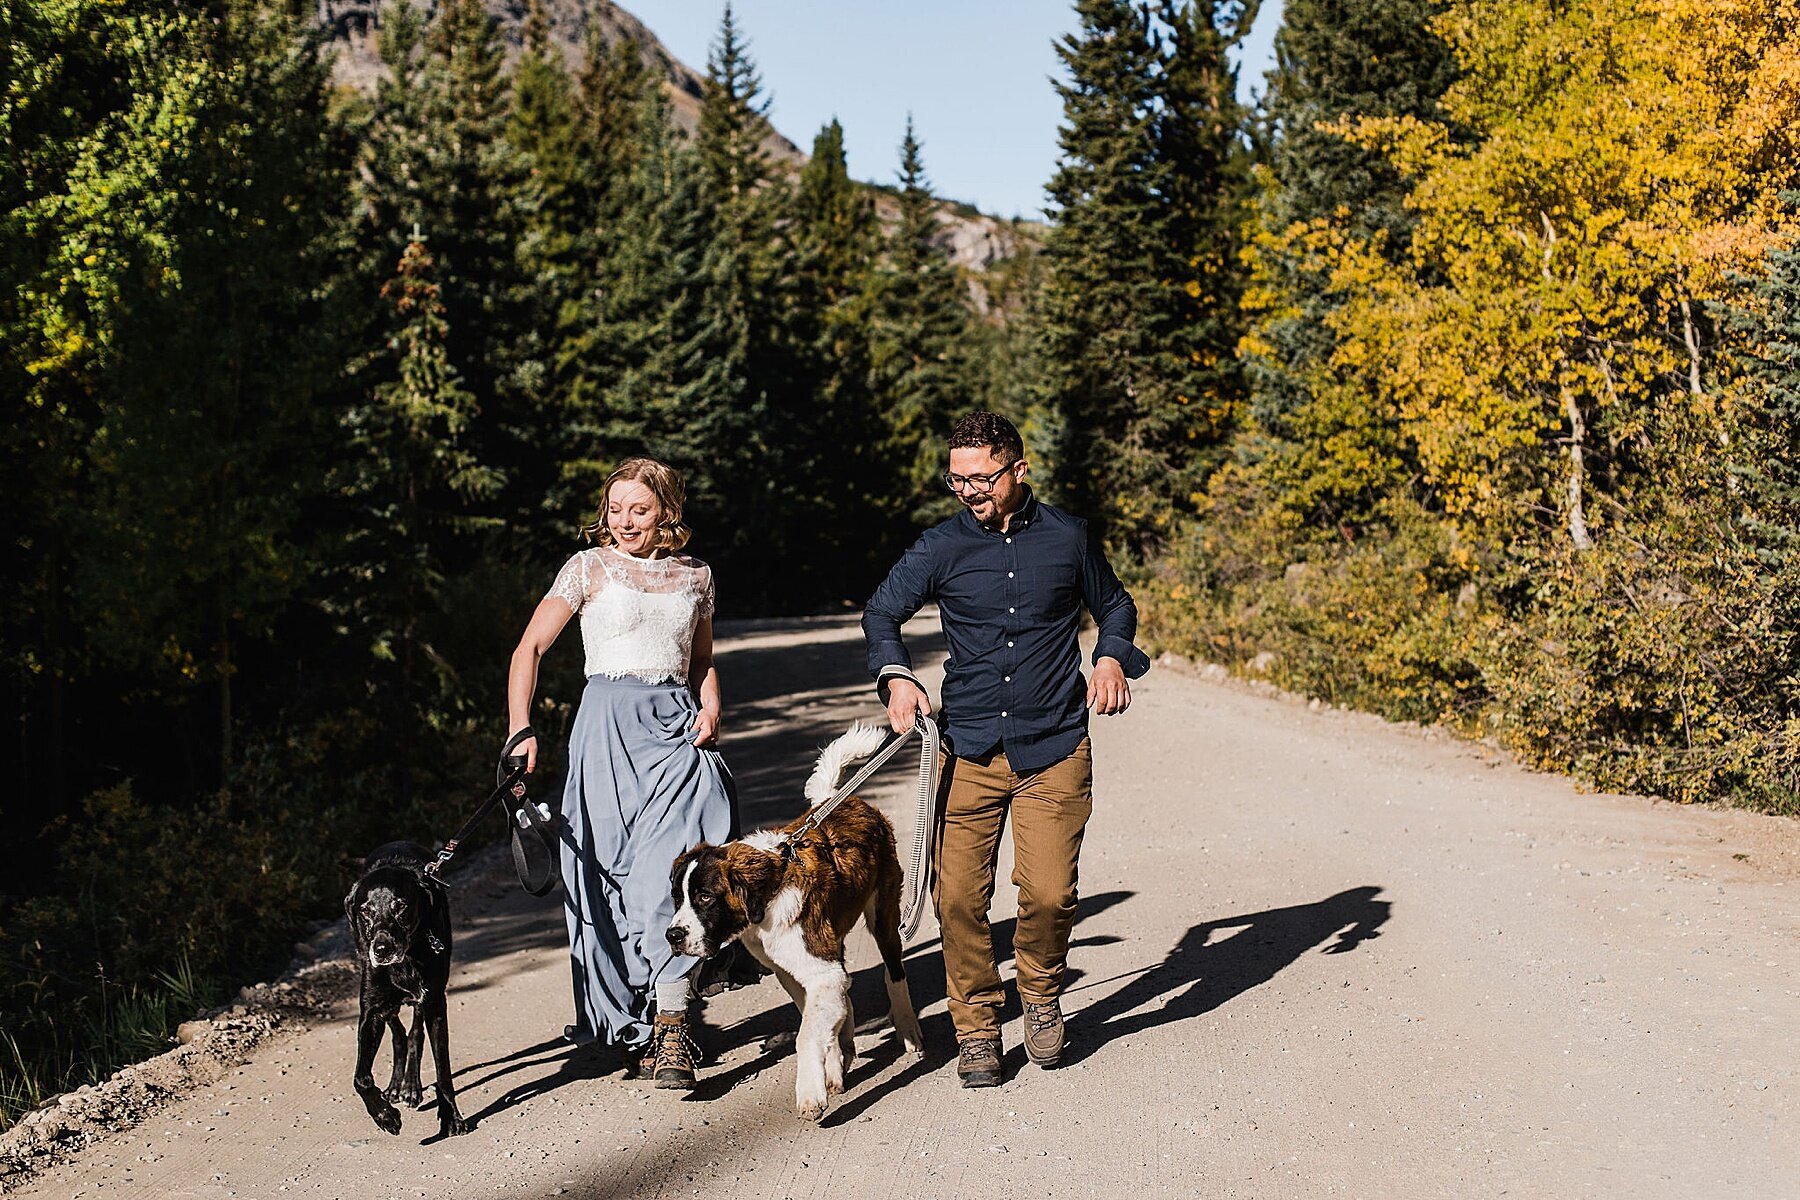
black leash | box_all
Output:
[424,726,536,884]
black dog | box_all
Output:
[344,841,469,1138]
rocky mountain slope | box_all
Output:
[313,0,1032,270]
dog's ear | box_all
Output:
[344,884,359,919]
[730,874,764,924]
[723,848,779,925]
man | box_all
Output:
[862,411,1149,1087]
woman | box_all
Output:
[507,457,731,1089]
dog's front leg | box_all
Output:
[823,975,853,1097]
[793,967,850,1121]
[355,1008,403,1135]
[382,1014,424,1107]
[422,992,469,1137]
[399,1005,428,1107]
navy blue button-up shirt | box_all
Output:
[861,489,1151,773]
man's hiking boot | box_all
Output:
[1022,997,1065,1067]
[650,1011,698,1090]
[956,1035,1004,1088]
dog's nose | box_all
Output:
[665,926,685,949]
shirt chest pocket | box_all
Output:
[1026,562,1079,615]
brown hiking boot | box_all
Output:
[1022,997,1065,1067]
[650,1011,697,1090]
[956,1035,1003,1088]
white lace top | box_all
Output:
[546,548,716,684]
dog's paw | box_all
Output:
[372,1102,403,1136]
[385,1082,424,1108]
[441,1112,471,1138]
[795,1083,829,1123]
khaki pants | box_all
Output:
[934,738,1094,1040]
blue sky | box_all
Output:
[633,1,1285,221]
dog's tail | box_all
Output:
[803,722,891,806]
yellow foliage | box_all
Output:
[1314,0,1800,541]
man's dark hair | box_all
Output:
[948,411,1024,465]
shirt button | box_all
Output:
[1008,607,1015,613]
[1004,676,1011,682]
[1001,711,1008,717]
[1007,571,1015,578]
[1005,538,1012,543]
[1008,641,1014,647]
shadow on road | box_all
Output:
[1057,885,1391,1067]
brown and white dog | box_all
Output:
[666,723,926,1120]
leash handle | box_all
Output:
[896,714,941,941]
[499,726,536,788]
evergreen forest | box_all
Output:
[6,0,1800,1125]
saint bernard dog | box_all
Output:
[666,722,926,1121]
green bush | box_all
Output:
[1142,496,1488,726]
[1144,489,1800,818]
[0,707,491,1127]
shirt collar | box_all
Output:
[976,487,1038,535]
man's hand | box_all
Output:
[1087,658,1131,716]
[885,677,933,734]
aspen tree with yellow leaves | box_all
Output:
[1150,0,1800,809]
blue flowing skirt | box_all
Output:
[560,674,734,1048]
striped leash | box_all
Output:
[780,714,941,941]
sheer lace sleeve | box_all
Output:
[546,552,592,613]
[695,562,716,622]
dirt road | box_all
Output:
[17,612,1798,1199]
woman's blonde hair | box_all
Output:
[582,457,693,552]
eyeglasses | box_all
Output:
[942,464,1015,494]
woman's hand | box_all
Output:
[691,707,721,748]
[510,731,539,774]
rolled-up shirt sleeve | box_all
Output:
[862,532,938,677]
[1081,531,1151,679]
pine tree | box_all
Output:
[1036,0,1226,554]
[352,0,523,523]
[503,0,595,549]
[696,3,773,210]
[580,88,717,503]
[574,26,654,225]
[787,119,887,598]
[1156,2,1256,463]
[689,4,793,605]
[1246,0,1457,435]
[1265,0,1457,240]
[1728,222,1800,570]
[871,118,973,525]
[335,233,500,711]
